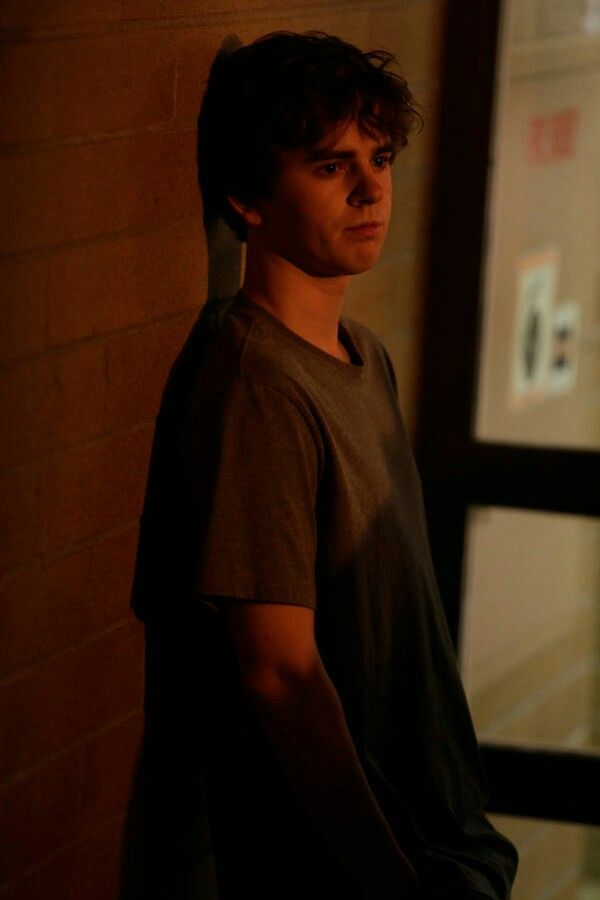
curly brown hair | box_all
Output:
[198,30,424,242]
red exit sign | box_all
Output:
[526,107,580,165]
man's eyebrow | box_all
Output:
[304,143,395,162]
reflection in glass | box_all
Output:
[489,814,600,900]
[460,507,600,750]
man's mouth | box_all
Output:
[345,222,384,236]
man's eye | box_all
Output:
[321,162,342,175]
[374,154,394,168]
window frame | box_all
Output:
[415,0,600,825]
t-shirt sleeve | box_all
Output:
[184,376,321,609]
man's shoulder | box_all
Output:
[162,297,312,420]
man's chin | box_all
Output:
[298,249,383,278]
[343,251,383,275]
[349,259,380,275]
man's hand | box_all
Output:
[224,599,420,897]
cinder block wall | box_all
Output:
[0,2,446,897]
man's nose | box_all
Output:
[349,168,385,204]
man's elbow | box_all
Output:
[242,656,322,706]
[223,598,323,704]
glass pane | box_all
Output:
[460,507,600,750]
[474,0,600,449]
[489,814,600,899]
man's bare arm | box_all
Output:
[223,600,420,899]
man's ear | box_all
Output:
[225,194,264,227]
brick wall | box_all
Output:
[0,2,446,896]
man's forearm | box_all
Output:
[248,657,419,898]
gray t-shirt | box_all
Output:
[131,291,518,899]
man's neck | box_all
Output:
[240,246,351,361]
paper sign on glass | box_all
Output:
[509,247,559,408]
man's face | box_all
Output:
[248,118,394,277]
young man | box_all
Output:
[130,31,518,900]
